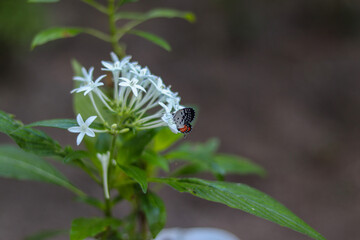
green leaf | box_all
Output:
[214,154,266,177]
[129,30,171,51]
[31,27,84,49]
[153,127,182,152]
[9,127,63,156]
[166,139,224,176]
[0,145,84,196]
[115,8,196,23]
[76,196,105,211]
[153,178,326,240]
[140,192,166,238]
[118,164,148,193]
[142,150,169,172]
[28,119,105,130]
[70,217,122,240]
[25,229,67,240]
[0,110,22,134]
[28,119,77,129]
[0,110,63,156]
[117,129,158,164]
[28,0,59,3]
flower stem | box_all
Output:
[108,0,125,58]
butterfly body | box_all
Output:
[172,108,195,134]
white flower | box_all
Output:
[159,102,179,133]
[71,71,106,96]
[97,151,111,199]
[101,54,132,74]
[68,114,97,145]
[119,77,146,97]
[73,67,94,82]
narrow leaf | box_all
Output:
[25,229,67,240]
[70,217,122,240]
[153,127,182,152]
[0,145,84,196]
[28,119,77,129]
[118,164,148,193]
[142,150,169,172]
[129,30,171,51]
[0,110,63,156]
[28,0,59,3]
[115,8,195,23]
[140,192,166,238]
[214,154,266,177]
[153,178,325,240]
[28,119,104,130]
[9,127,63,156]
[31,27,84,49]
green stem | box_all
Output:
[108,0,125,57]
[81,0,108,14]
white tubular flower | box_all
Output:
[119,77,146,97]
[71,67,106,95]
[97,151,111,199]
[68,114,97,145]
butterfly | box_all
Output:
[173,107,195,134]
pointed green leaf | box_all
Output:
[117,129,158,164]
[129,30,171,51]
[0,110,22,134]
[70,217,122,240]
[0,145,84,196]
[28,119,77,129]
[140,192,166,238]
[115,8,195,23]
[118,164,148,193]
[31,27,84,49]
[0,110,63,156]
[153,178,325,240]
[28,119,105,130]
[214,154,266,177]
[25,229,67,240]
[28,0,59,3]
[9,127,63,156]
[153,127,182,152]
[142,150,169,172]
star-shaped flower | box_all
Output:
[71,70,106,96]
[68,114,97,145]
[119,77,146,97]
[101,54,132,74]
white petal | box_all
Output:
[81,67,87,78]
[110,52,119,62]
[73,76,86,81]
[85,128,95,137]
[76,114,84,125]
[68,126,81,133]
[101,61,113,70]
[119,77,130,83]
[136,85,146,93]
[85,116,97,126]
[88,67,94,79]
[131,87,138,97]
[119,82,130,87]
[159,102,170,113]
[95,75,107,83]
[76,132,86,145]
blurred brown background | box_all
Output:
[1,0,360,239]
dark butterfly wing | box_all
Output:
[173,108,195,132]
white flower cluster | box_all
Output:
[68,53,184,145]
